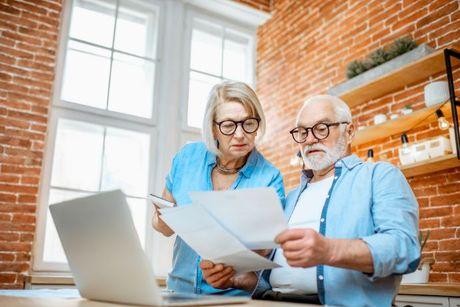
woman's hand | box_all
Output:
[151,189,175,237]
[200,260,258,292]
[200,260,235,289]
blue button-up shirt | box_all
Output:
[165,142,285,295]
[254,154,420,306]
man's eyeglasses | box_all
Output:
[289,122,349,143]
[214,117,260,136]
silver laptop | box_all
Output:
[50,190,249,306]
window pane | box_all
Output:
[51,119,104,191]
[108,52,155,118]
[190,20,223,76]
[44,190,147,263]
[61,40,111,109]
[223,30,252,83]
[187,71,221,128]
[101,127,150,197]
[69,0,116,48]
[114,0,158,59]
[126,197,147,248]
[44,189,91,263]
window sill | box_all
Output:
[25,272,167,289]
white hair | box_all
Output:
[296,95,352,125]
[202,81,266,156]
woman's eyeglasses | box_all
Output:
[214,117,260,136]
[289,122,349,143]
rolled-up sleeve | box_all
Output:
[361,163,420,281]
[165,150,182,194]
[268,170,286,209]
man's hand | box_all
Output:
[275,228,374,273]
[200,260,235,289]
[275,228,331,268]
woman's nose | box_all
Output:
[233,124,245,138]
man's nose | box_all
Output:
[304,131,318,145]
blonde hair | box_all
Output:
[202,81,266,156]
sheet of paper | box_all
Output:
[190,188,287,249]
[160,205,279,273]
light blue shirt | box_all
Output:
[254,154,420,306]
[165,142,285,295]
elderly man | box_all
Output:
[201,95,420,306]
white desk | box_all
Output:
[0,295,311,306]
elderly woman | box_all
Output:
[152,81,285,296]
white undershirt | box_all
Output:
[270,176,334,294]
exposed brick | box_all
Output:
[441,215,460,228]
[0,253,15,262]
[0,0,459,289]
[429,272,448,282]
[0,242,32,253]
[438,239,460,251]
[0,233,19,242]
[0,273,16,284]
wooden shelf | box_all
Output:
[353,103,451,146]
[399,283,460,297]
[338,45,460,108]
[401,154,460,177]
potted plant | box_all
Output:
[401,230,433,284]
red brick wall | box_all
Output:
[0,0,459,289]
[0,0,62,289]
[234,0,271,12]
[256,0,460,283]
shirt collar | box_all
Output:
[300,154,363,182]
[206,148,259,178]
[335,154,363,170]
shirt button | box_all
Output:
[326,195,330,199]
[320,218,325,223]
[334,176,338,179]
[318,275,324,280]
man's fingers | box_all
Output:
[287,259,310,268]
[280,238,307,251]
[275,228,306,244]
[283,248,307,261]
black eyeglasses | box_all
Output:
[214,117,260,136]
[289,122,349,143]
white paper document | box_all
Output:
[190,188,287,249]
[159,188,287,273]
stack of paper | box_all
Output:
[159,188,287,273]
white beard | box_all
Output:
[301,134,348,171]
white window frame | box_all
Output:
[33,0,166,272]
[179,6,258,135]
[33,0,270,276]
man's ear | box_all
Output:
[346,122,356,144]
